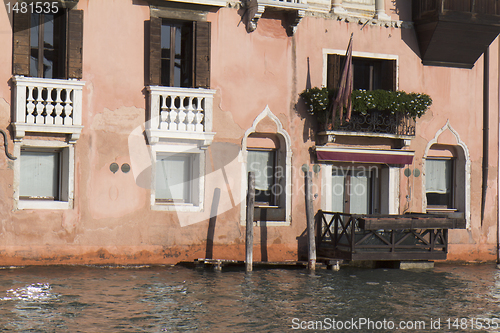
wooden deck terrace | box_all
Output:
[317,211,466,261]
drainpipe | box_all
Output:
[482,47,489,225]
[498,39,500,265]
[0,130,15,160]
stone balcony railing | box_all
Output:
[259,0,308,9]
[146,86,216,146]
[12,76,85,143]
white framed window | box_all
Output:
[425,158,454,209]
[331,166,380,214]
[323,50,398,92]
[240,106,292,226]
[151,145,204,212]
[14,140,74,210]
[423,121,471,228]
[20,150,60,200]
[247,149,278,207]
[322,164,400,214]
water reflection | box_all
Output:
[0,264,499,332]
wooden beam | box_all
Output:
[359,217,466,230]
[245,172,255,272]
[305,171,316,270]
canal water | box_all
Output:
[0,264,499,332]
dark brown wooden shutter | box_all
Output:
[66,9,83,79]
[194,21,210,88]
[381,59,397,91]
[327,54,343,90]
[12,12,30,76]
[149,17,161,86]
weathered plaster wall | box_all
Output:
[0,0,497,264]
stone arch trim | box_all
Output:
[422,120,471,228]
[240,105,292,225]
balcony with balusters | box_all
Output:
[146,86,216,147]
[11,76,85,143]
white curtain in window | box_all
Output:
[349,170,370,214]
[331,170,345,213]
[20,151,59,199]
[426,159,451,194]
[156,154,191,202]
[247,150,274,191]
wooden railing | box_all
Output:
[317,211,465,261]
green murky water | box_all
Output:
[0,264,499,332]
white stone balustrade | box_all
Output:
[12,76,85,143]
[267,0,305,5]
[147,86,216,146]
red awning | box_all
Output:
[316,147,414,165]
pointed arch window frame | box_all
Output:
[422,120,471,229]
[240,106,293,226]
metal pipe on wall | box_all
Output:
[497,39,500,265]
[482,47,489,225]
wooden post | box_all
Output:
[246,172,255,272]
[305,171,316,270]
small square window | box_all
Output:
[15,142,74,210]
[156,154,193,203]
[20,150,60,200]
[152,151,203,211]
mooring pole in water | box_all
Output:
[246,172,255,272]
[305,171,316,270]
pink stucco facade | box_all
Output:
[0,0,497,265]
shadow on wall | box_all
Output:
[392,0,421,59]
[205,187,221,259]
[297,210,323,261]
[296,228,308,261]
[295,57,317,144]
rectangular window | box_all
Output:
[20,150,60,200]
[149,17,210,88]
[161,20,193,87]
[155,153,196,204]
[13,9,84,79]
[327,55,396,91]
[30,12,66,78]
[331,167,380,214]
[247,149,277,206]
[352,58,382,91]
[426,159,453,208]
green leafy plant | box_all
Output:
[300,87,333,124]
[300,88,432,124]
